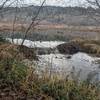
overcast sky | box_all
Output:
[23,0,87,7]
[5,0,92,7]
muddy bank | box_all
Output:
[57,39,100,56]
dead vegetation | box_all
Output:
[0,43,38,61]
[0,22,100,33]
[0,34,100,100]
[57,38,100,56]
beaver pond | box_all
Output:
[7,38,100,83]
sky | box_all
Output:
[4,0,93,7]
[23,0,87,7]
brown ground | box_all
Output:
[0,22,100,33]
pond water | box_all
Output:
[37,53,100,82]
[7,38,100,82]
[7,38,65,48]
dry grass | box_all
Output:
[0,58,99,100]
[0,22,100,33]
[57,38,100,56]
[0,43,37,61]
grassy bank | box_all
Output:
[0,37,100,100]
[0,58,100,100]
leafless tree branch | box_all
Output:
[86,0,100,8]
[21,0,46,45]
[11,0,18,43]
[0,0,9,10]
[85,0,100,24]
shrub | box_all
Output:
[0,59,27,89]
[0,35,7,43]
[41,80,100,100]
[0,58,99,99]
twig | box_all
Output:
[21,0,46,46]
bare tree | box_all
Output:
[0,0,46,44]
[86,0,100,8]
[0,0,10,10]
[11,0,18,43]
[0,0,18,10]
[86,0,100,24]
[21,0,46,45]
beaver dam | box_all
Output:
[3,38,100,82]
[7,38,100,83]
